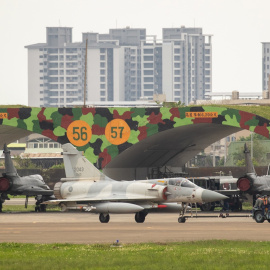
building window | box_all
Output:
[100,77,106,82]
[174,48,180,54]
[144,91,153,96]
[174,56,180,61]
[100,62,105,68]
[100,55,105,61]
[174,63,180,68]
[144,70,153,75]
[100,84,106,89]
[144,63,153,68]
[144,56,154,61]
[100,70,105,75]
[143,49,153,54]
[144,84,154,89]
[144,77,153,82]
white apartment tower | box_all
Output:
[162,27,212,104]
[25,27,123,107]
[25,26,212,106]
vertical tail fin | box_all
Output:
[62,143,111,181]
[244,143,256,175]
[3,144,18,177]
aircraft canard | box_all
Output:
[45,143,228,223]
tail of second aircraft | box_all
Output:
[3,144,18,177]
[244,143,256,175]
[62,143,111,181]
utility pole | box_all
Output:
[251,131,254,160]
[83,39,88,108]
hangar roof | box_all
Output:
[0,106,269,179]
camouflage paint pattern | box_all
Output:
[0,106,269,168]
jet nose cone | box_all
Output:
[202,190,228,202]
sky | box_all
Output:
[1,0,270,105]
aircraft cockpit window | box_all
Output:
[181,180,196,188]
[168,179,183,186]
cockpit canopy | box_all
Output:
[168,178,197,188]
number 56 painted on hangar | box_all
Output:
[67,120,92,147]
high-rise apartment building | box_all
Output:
[162,27,212,104]
[25,26,212,107]
[262,42,270,91]
[25,27,122,107]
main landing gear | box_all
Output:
[99,213,110,223]
[135,211,147,223]
[178,203,189,223]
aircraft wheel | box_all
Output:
[135,212,145,223]
[99,213,110,223]
[200,202,215,212]
[178,217,186,223]
[254,211,265,223]
[40,204,46,212]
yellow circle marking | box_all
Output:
[105,119,131,145]
[67,120,92,147]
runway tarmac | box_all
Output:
[1,211,270,244]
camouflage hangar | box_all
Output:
[0,106,269,180]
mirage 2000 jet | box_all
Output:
[44,143,227,223]
[0,144,54,212]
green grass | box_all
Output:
[0,241,269,270]
[2,205,60,212]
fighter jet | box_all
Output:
[237,143,270,195]
[0,144,54,212]
[45,143,227,223]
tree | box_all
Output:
[232,135,269,166]
[13,155,40,169]
[238,133,269,141]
